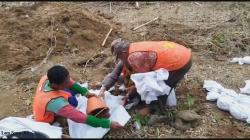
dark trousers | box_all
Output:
[157,59,192,106]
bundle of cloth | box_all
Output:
[130,68,176,106]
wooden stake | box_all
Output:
[135,2,139,9]
[132,16,159,31]
[101,28,113,47]
[109,2,112,14]
[194,2,202,6]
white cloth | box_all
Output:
[67,89,131,138]
[130,68,176,105]
[0,117,62,138]
[230,56,250,65]
[203,80,250,123]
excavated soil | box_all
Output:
[0,2,250,138]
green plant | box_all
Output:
[134,113,150,126]
[186,94,196,110]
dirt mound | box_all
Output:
[0,3,117,71]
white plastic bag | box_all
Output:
[236,94,250,108]
[216,95,235,111]
[241,56,250,64]
[240,80,250,95]
[230,56,250,65]
[0,117,62,138]
[203,80,224,92]
[220,88,238,98]
[229,103,249,121]
[130,68,171,104]
[166,89,177,106]
[206,91,221,101]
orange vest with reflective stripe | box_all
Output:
[122,41,191,83]
[33,75,70,123]
[129,41,191,71]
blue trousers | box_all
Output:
[64,89,78,107]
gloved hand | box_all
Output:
[98,86,106,98]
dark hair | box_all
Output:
[47,65,69,85]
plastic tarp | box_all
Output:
[67,89,131,138]
[0,117,62,138]
[130,68,176,106]
[203,80,250,123]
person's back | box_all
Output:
[129,41,191,71]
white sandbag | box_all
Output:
[236,94,250,108]
[206,91,221,101]
[0,117,62,138]
[216,95,236,111]
[230,56,250,65]
[203,80,250,124]
[230,57,241,63]
[220,88,239,98]
[242,56,250,64]
[203,80,224,92]
[166,89,177,106]
[229,103,250,121]
[240,80,250,95]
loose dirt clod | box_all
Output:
[174,110,201,131]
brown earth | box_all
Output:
[0,1,250,138]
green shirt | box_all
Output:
[43,80,68,113]
[43,80,90,113]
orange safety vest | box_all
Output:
[32,75,71,123]
[122,41,191,81]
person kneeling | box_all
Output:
[32,65,122,129]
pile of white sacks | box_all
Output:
[203,80,250,123]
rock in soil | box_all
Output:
[174,110,201,130]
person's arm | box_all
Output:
[66,79,89,96]
[57,105,110,128]
[47,98,110,128]
[70,82,89,96]
[127,51,157,73]
[102,60,124,91]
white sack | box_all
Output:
[240,80,250,95]
[68,90,131,138]
[206,91,221,101]
[203,80,224,92]
[0,117,62,138]
[166,88,177,106]
[131,68,172,104]
[230,56,250,65]
[229,103,250,122]
[203,80,250,124]
[217,95,236,111]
